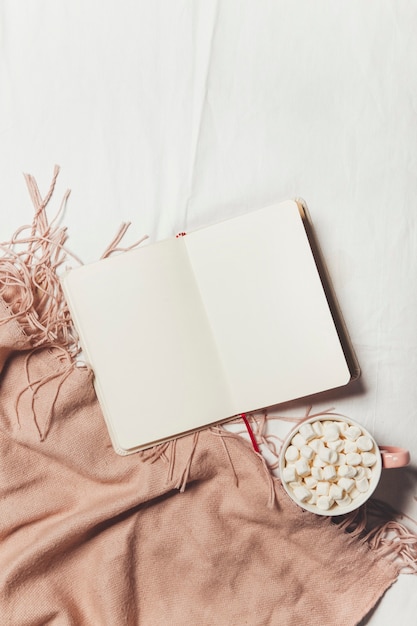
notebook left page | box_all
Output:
[62,238,233,454]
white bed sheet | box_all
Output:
[1,2,416,623]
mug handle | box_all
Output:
[379,446,410,469]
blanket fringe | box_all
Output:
[101,223,149,259]
[139,424,277,506]
[139,432,201,493]
[0,165,80,356]
[15,345,77,440]
[0,166,146,440]
[331,499,417,574]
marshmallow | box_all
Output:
[323,424,340,442]
[316,481,330,496]
[304,475,318,490]
[355,477,369,493]
[311,466,322,480]
[291,433,307,449]
[318,446,338,465]
[357,435,373,452]
[346,452,362,466]
[337,464,348,477]
[339,420,349,434]
[293,485,311,502]
[295,458,310,477]
[354,466,366,480]
[327,439,344,452]
[300,444,314,461]
[282,466,297,483]
[346,465,357,478]
[309,438,322,453]
[317,496,334,511]
[285,445,299,462]
[338,453,347,465]
[299,422,316,442]
[329,484,344,501]
[322,464,337,481]
[312,455,326,468]
[361,452,377,467]
[350,487,361,500]
[312,421,323,437]
[337,477,355,493]
[328,449,339,464]
[337,464,356,479]
[345,426,361,441]
[338,494,352,507]
[344,440,358,454]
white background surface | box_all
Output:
[1,2,416,623]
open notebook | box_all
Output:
[61,200,359,455]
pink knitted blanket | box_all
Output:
[0,170,414,625]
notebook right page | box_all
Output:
[184,201,351,414]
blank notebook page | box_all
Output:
[184,201,350,412]
[62,237,233,453]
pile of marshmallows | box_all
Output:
[281,419,378,512]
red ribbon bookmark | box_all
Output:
[241,413,260,453]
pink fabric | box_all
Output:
[0,326,399,625]
[0,171,402,624]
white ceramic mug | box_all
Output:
[279,415,410,516]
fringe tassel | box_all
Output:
[332,499,417,575]
[219,435,239,488]
[139,441,172,464]
[0,166,147,439]
[0,165,80,356]
[15,345,76,440]
[140,433,201,494]
[138,434,198,492]
[138,424,276,506]
[100,223,148,259]
[173,432,199,492]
